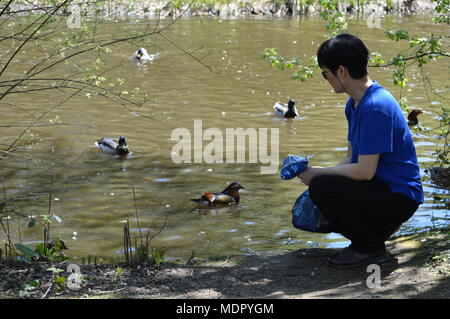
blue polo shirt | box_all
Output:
[345,81,423,204]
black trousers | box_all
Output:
[309,174,419,253]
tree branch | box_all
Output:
[0,0,72,77]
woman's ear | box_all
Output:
[337,65,348,78]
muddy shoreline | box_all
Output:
[1,228,448,299]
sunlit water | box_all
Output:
[0,14,448,261]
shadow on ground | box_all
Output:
[1,230,448,299]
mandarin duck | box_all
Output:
[191,182,245,206]
[274,99,298,118]
[95,136,130,156]
[407,109,423,127]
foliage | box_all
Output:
[260,0,349,81]
[14,243,38,261]
[260,48,318,82]
[14,238,69,263]
[433,106,449,168]
[431,0,450,24]
[318,0,348,37]
[374,30,448,88]
[122,188,168,267]
[298,0,315,15]
[150,248,165,267]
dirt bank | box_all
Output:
[1,228,448,299]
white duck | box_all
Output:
[133,48,154,61]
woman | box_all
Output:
[298,33,423,268]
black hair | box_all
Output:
[317,33,369,79]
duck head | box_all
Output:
[117,136,130,156]
[118,136,127,147]
[222,182,245,200]
[221,182,245,202]
[287,99,296,110]
[134,48,149,60]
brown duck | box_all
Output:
[407,109,423,127]
[191,182,245,206]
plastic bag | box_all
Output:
[280,155,309,180]
[292,190,332,233]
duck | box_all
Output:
[407,108,423,127]
[95,136,130,156]
[274,99,298,118]
[191,182,245,206]
[425,166,450,188]
[133,48,154,61]
[46,239,69,251]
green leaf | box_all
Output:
[47,267,64,274]
[385,29,410,41]
[15,244,38,258]
[55,276,66,288]
[40,214,52,222]
[370,52,385,65]
[36,243,46,256]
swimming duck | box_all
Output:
[425,166,450,188]
[133,48,153,61]
[95,136,130,156]
[191,182,245,206]
[407,108,423,127]
[274,99,298,118]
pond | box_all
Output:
[0,14,448,261]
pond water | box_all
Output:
[0,14,448,261]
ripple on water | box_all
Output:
[130,228,151,232]
[153,178,171,182]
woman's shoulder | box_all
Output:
[364,85,401,116]
[369,83,397,105]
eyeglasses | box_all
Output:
[321,70,330,80]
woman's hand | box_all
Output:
[298,166,323,186]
